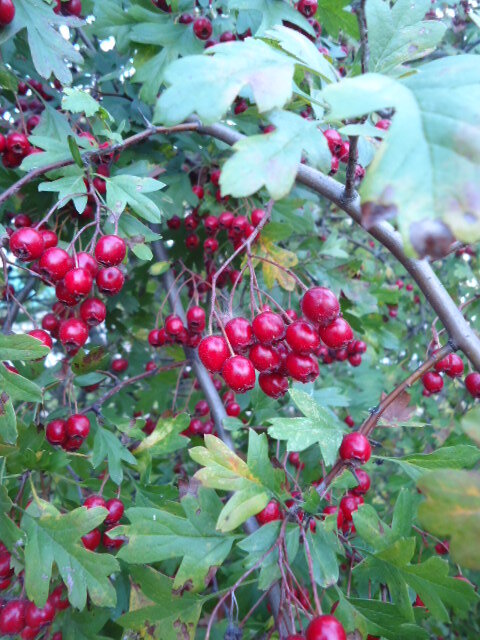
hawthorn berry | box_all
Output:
[96,267,125,295]
[105,498,124,525]
[319,317,353,350]
[225,317,254,352]
[9,227,44,262]
[465,372,480,398]
[286,353,319,383]
[82,528,101,551]
[198,335,230,373]
[6,131,30,156]
[41,313,59,334]
[94,235,126,267]
[249,343,281,373]
[39,247,74,282]
[339,493,364,521]
[165,315,185,337]
[256,500,282,525]
[28,328,53,350]
[66,413,90,440]
[0,0,15,25]
[25,600,55,628]
[45,419,67,445]
[84,495,107,509]
[306,615,346,640]
[167,215,181,230]
[186,233,200,250]
[323,505,344,529]
[252,311,285,345]
[64,267,93,298]
[446,353,464,378]
[286,320,320,355]
[351,469,370,495]
[187,306,206,332]
[77,252,99,277]
[218,211,234,229]
[339,433,371,464]
[301,287,340,327]
[297,0,318,17]
[80,298,107,326]
[59,318,89,352]
[111,357,128,373]
[422,371,443,394]
[226,401,241,417]
[222,355,256,393]
[0,600,27,636]
[193,17,212,40]
[40,228,58,249]
[102,527,124,550]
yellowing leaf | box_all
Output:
[256,239,298,291]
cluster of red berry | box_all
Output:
[190,286,358,398]
[8,229,126,354]
[45,414,90,451]
[0,131,39,169]
[0,542,67,638]
[80,495,125,552]
[421,352,464,395]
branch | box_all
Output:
[344,136,358,200]
[2,276,37,334]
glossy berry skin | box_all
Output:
[167,215,181,230]
[323,129,343,156]
[64,267,93,298]
[193,16,212,40]
[105,498,125,525]
[192,184,204,199]
[77,251,99,277]
[339,493,363,521]
[0,0,15,25]
[226,401,241,417]
[218,211,234,229]
[96,267,124,295]
[59,318,89,352]
[25,599,55,628]
[165,315,185,337]
[259,372,289,398]
[55,281,79,307]
[9,227,44,262]
[42,312,60,332]
[39,247,74,282]
[84,495,107,509]
[339,432,371,464]
[249,343,281,373]
[6,131,30,156]
[40,228,58,249]
[0,600,26,636]
[82,528,101,551]
[252,311,285,345]
[14,213,32,228]
[66,414,90,440]
[46,419,67,445]
[198,335,230,373]
[103,528,124,550]
[251,208,266,226]
[297,0,318,17]
[80,298,106,326]
[351,469,370,495]
[222,355,256,393]
[465,372,480,398]
[187,306,206,332]
[446,353,464,378]
[111,357,128,373]
[306,615,346,640]
[28,328,53,350]
[422,371,443,393]
[344,415,355,428]
[95,235,126,267]
[286,353,319,383]
[319,318,353,350]
[286,320,320,355]
[375,119,391,130]
[186,233,200,250]
[256,500,282,525]
[225,317,254,352]
[148,328,166,347]
[301,287,340,327]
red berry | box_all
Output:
[351,469,370,495]
[301,287,340,327]
[14,213,32,228]
[339,493,364,521]
[185,214,199,231]
[102,527,124,550]
[446,353,464,378]
[192,184,204,199]
[40,229,58,249]
[28,328,53,350]
[187,306,206,333]
[422,371,443,394]
[9,227,44,262]
[222,355,256,393]
[80,298,106,326]
[306,615,346,640]
[256,500,282,525]
[249,343,281,373]
[195,400,210,416]
[186,233,200,250]
[25,599,55,629]
[344,415,355,428]
[165,315,185,337]
[77,252,99,277]
[203,215,219,235]
[6,131,30,157]
[252,311,285,345]
[375,119,391,130]
[465,372,480,398]
[59,318,88,352]
[226,402,241,417]
[348,353,362,367]
[0,552,11,578]
[338,140,350,163]
[258,372,289,398]
[105,498,124,525]
[218,211,234,229]
[66,413,90,440]
[148,328,166,347]
[111,357,128,373]
[198,335,230,373]
[0,600,26,636]
[42,313,59,333]
[84,495,107,509]
[319,318,353,350]
[94,235,126,267]
[64,267,93,298]
[82,528,101,551]
[167,215,181,230]
[145,360,157,372]
[323,130,343,155]
[0,0,15,24]
[251,208,266,226]
[63,0,82,15]
[46,419,67,445]
[225,317,254,352]
[210,169,221,185]
[339,433,371,464]
[286,353,319,383]
[204,237,219,254]
[323,505,343,529]
[286,320,320,355]
[231,215,249,236]
[39,247,74,282]
[96,267,124,295]
[297,0,318,17]
[435,540,449,555]
[193,17,212,40]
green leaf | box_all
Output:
[189,432,279,531]
[22,500,118,609]
[149,260,170,275]
[229,0,315,36]
[132,414,189,456]
[21,106,75,171]
[346,598,429,640]
[67,136,84,169]
[265,25,338,82]
[115,488,234,592]
[306,524,339,587]
[386,445,480,481]
[105,175,164,223]
[131,243,153,261]
[461,406,480,446]
[92,425,137,485]
[0,393,17,444]
[0,0,83,84]
[117,565,204,639]
[0,487,24,549]
[317,0,359,38]
[220,109,330,199]
[0,65,18,93]
[366,0,446,73]
[0,333,49,361]
[0,364,42,402]
[39,167,88,214]
[418,470,480,570]
[267,389,343,466]
[322,56,480,247]
[154,39,296,125]
[71,347,110,375]
[62,88,105,117]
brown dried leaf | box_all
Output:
[378,390,415,427]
